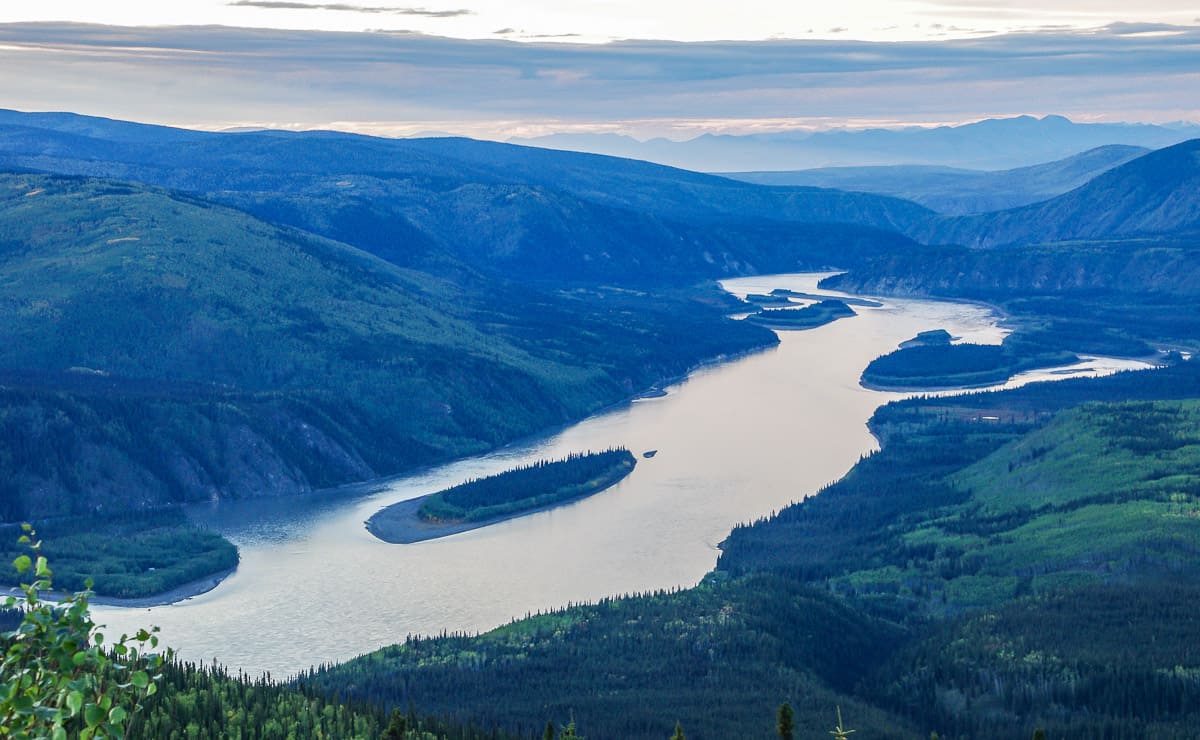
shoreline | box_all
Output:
[5,566,236,610]
[366,465,636,545]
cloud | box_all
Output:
[0,21,1195,141]
[226,1,472,17]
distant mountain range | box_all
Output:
[724,145,1149,215]
[914,138,1200,247]
[513,115,1200,172]
[0,109,928,285]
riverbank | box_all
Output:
[4,566,236,609]
[367,458,636,545]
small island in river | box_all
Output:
[745,299,856,330]
[861,332,1078,389]
[367,448,637,544]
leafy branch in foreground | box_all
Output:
[0,526,169,739]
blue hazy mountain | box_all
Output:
[915,138,1200,247]
[514,115,1200,172]
[723,145,1149,215]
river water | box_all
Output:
[93,274,1150,677]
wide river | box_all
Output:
[94,274,1148,677]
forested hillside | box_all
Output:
[0,111,931,286]
[309,361,1200,738]
[0,173,760,520]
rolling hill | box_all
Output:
[0,110,931,285]
[913,138,1200,247]
[0,172,774,521]
[723,145,1149,215]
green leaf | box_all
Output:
[34,556,50,578]
[130,671,149,689]
[66,690,83,716]
[145,682,157,697]
[12,555,30,574]
[84,704,105,728]
[108,706,127,725]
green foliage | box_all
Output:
[871,582,1200,737]
[776,702,793,740]
[416,449,635,523]
[0,528,167,738]
[302,573,912,738]
[670,719,685,740]
[136,657,510,739]
[0,511,237,599]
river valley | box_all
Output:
[93,274,1150,677]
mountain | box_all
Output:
[723,145,1149,215]
[512,116,1200,172]
[0,172,773,520]
[817,141,1200,356]
[914,138,1200,247]
[0,110,931,285]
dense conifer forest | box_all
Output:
[417,449,636,522]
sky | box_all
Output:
[0,2,1198,139]
[3,0,1200,42]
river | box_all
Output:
[93,274,1150,677]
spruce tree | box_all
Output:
[776,702,794,740]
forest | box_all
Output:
[860,333,1078,389]
[417,449,636,523]
[0,510,236,599]
[745,300,856,329]
[304,359,1200,738]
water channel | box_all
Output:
[94,274,1150,677]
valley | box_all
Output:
[1,104,1198,739]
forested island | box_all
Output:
[367,449,636,544]
[746,299,856,329]
[0,511,236,601]
[861,332,1078,389]
[768,288,884,308]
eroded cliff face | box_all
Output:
[0,392,375,521]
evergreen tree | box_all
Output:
[543,719,556,740]
[671,719,686,740]
[776,702,794,740]
[383,708,408,739]
[560,716,583,739]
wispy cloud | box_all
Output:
[0,22,1195,141]
[226,1,472,17]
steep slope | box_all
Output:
[914,139,1200,247]
[0,173,773,520]
[724,145,1149,215]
